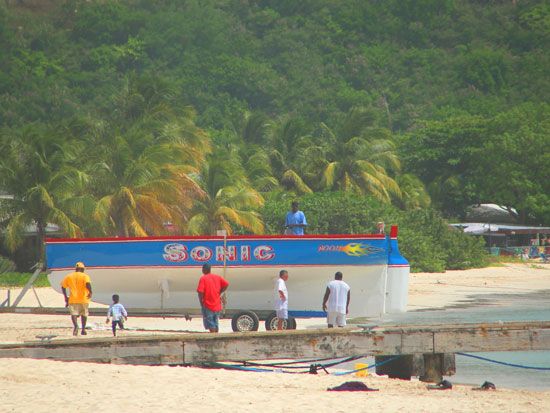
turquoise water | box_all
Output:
[375,290,550,391]
[452,350,550,391]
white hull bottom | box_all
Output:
[49,264,390,318]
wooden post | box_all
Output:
[375,354,417,380]
[419,353,443,383]
[376,353,456,383]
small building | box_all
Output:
[452,223,550,257]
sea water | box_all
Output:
[374,290,550,391]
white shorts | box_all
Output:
[276,309,288,319]
[327,311,346,327]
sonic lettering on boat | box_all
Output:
[162,243,275,263]
[318,242,383,257]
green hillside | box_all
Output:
[2,1,550,130]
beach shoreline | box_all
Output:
[1,262,549,412]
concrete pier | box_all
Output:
[0,321,548,382]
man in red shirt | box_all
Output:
[197,263,229,333]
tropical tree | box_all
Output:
[186,149,265,235]
[0,124,84,261]
[88,120,206,237]
[399,115,488,218]
[402,106,550,222]
[267,117,314,195]
[237,143,279,193]
[86,74,211,236]
[311,107,402,201]
[211,112,279,194]
[395,173,431,210]
[234,111,273,146]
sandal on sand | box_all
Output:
[472,381,496,391]
[426,380,453,390]
[327,381,379,392]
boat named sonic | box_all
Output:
[46,226,409,331]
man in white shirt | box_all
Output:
[274,270,289,330]
[322,271,351,328]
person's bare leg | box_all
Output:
[81,316,87,335]
[71,315,78,336]
[277,318,284,330]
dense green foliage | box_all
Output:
[263,192,488,272]
[2,0,549,272]
[400,103,550,221]
[2,0,549,130]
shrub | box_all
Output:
[261,191,489,272]
[0,255,16,274]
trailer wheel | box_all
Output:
[287,317,297,330]
[265,312,297,330]
[231,310,260,332]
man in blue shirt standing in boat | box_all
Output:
[285,201,307,235]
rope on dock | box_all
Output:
[457,352,550,370]
[208,352,550,375]
[330,355,403,376]
[211,354,404,375]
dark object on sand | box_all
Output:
[426,380,453,390]
[327,381,379,392]
[309,363,329,374]
[472,381,496,391]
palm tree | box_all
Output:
[267,117,314,195]
[218,112,278,194]
[87,74,210,237]
[238,143,279,193]
[312,107,402,201]
[89,126,206,237]
[235,111,272,145]
[186,149,265,235]
[395,174,431,210]
[0,124,84,261]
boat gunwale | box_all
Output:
[45,234,388,244]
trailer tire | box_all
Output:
[231,310,260,332]
[287,316,297,330]
[265,312,297,330]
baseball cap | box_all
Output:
[75,262,85,269]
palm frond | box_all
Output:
[280,170,313,194]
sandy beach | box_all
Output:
[1,262,549,412]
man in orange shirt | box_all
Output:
[61,262,92,336]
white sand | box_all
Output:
[1,262,549,412]
[408,262,550,310]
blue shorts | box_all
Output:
[201,306,220,330]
